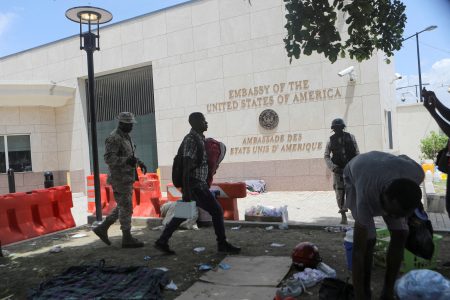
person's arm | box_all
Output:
[182,157,193,201]
[324,141,338,171]
[104,136,129,168]
[181,135,197,202]
[351,134,360,155]
[423,95,450,136]
[352,221,369,300]
[432,92,450,120]
[381,229,408,300]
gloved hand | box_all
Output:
[126,156,138,167]
[138,161,147,174]
[333,167,343,174]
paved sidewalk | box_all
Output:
[71,191,450,232]
[237,191,450,232]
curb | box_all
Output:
[88,215,450,233]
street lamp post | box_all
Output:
[402,25,437,102]
[66,7,113,222]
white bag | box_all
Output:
[174,201,197,219]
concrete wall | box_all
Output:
[0,0,396,192]
[396,103,441,162]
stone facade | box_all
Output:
[0,0,399,192]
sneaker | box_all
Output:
[218,241,241,254]
[154,241,176,255]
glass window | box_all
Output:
[7,135,32,172]
[0,137,5,173]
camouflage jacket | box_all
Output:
[104,128,136,185]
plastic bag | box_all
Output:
[406,208,434,260]
[395,270,450,300]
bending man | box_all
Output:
[344,151,423,299]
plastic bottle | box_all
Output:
[279,205,289,229]
[316,262,336,278]
[425,170,433,182]
[344,229,354,270]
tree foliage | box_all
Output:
[420,131,448,161]
[283,0,407,63]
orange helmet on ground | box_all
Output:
[291,242,321,269]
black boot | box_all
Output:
[340,212,348,225]
[122,230,144,248]
[93,219,115,245]
[154,240,176,255]
[218,241,241,254]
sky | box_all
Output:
[0,0,448,104]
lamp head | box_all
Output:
[65,6,112,24]
[425,25,438,32]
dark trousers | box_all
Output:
[157,183,226,244]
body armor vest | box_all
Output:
[329,132,357,168]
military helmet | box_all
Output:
[117,112,137,124]
[331,118,345,129]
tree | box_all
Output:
[283,0,407,63]
[419,131,448,161]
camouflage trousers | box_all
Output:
[333,172,347,211]
[104,183,133,231]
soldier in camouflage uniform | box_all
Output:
[93,112,147,248]
[324,118,359,225]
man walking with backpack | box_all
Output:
[324,118,359,224]
[154,112,241,255]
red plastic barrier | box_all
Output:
[49,186,76,228]
[0,186,75,246]
[101,186,117,215]
[86,174,109,213]
[0,195,26,245]
[9,192,44,239]
[166,183,182,201]
[30,189,66,233]
[133,179,161,217]
[211,182,247,221]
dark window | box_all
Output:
[5,135,32,172]
[0,137,5,173]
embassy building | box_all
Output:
[0,0,404,193]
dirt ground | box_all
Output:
[1,223,450,299]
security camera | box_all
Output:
[338,66,355,77]
[395,73,402,80]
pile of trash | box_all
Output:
[245,205,286,217]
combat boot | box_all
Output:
[122,230,144,248]
[93,218,115,245]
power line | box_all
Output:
[420,41,450,54]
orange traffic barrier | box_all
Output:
[211,182,247,220]
[167,183,182,201]
[49,186,76,228]
[133,178,161,217]
[86,174,109,213]
[0,186,75,245]
[30,189,66,233]
[0,195,26,245]
[101,186,117,215]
